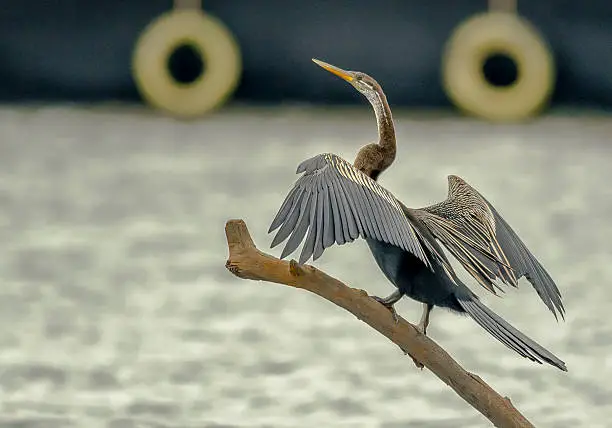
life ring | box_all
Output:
[132,9,242,118]
[442,12,555,122]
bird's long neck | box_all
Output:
[373,91,395,147]
[369,90,396,166]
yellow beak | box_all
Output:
[312,58,354,82]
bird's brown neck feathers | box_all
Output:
[354,89,396,180]
[374,90,396,157]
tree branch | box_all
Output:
[224,219,535,428]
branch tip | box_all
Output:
[225,219,256,252]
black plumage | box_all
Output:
[268,59,567,372]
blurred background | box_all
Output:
[1,1,611,427]
[2,0,612,108]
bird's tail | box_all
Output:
[454,289,567,371]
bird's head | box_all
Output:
[312,59,381,102]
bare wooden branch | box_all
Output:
[224,219,535,428]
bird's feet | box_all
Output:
[416,303,432,337]
[371,295,400,324]
[407,306,429,368]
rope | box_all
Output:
[173,0,201,9]
[488,0,517,13]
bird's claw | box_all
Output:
[371,296,400,324]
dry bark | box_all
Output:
[224,219,536,428]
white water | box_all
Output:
[0,106,610,427]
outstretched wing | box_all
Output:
[268,153,444,268]
[413,175,564,319]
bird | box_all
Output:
[267,58,567,372]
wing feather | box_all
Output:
[416,174,564,319]
[354,180,380,237]
[334,174,360,240]
[270,188,306,247]
[313,180,326,260]
[342,175,373,237]
[365,183,392,243]
[327,182,344,245]
[269,153,438,269]
[279,189,313,259]
[321,184,335,248]
[299,187,319,264]
[269,185,301,232]
[330,179,350,244]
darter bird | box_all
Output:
[268,59,566,371]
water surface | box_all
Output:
[0,105,610,427]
